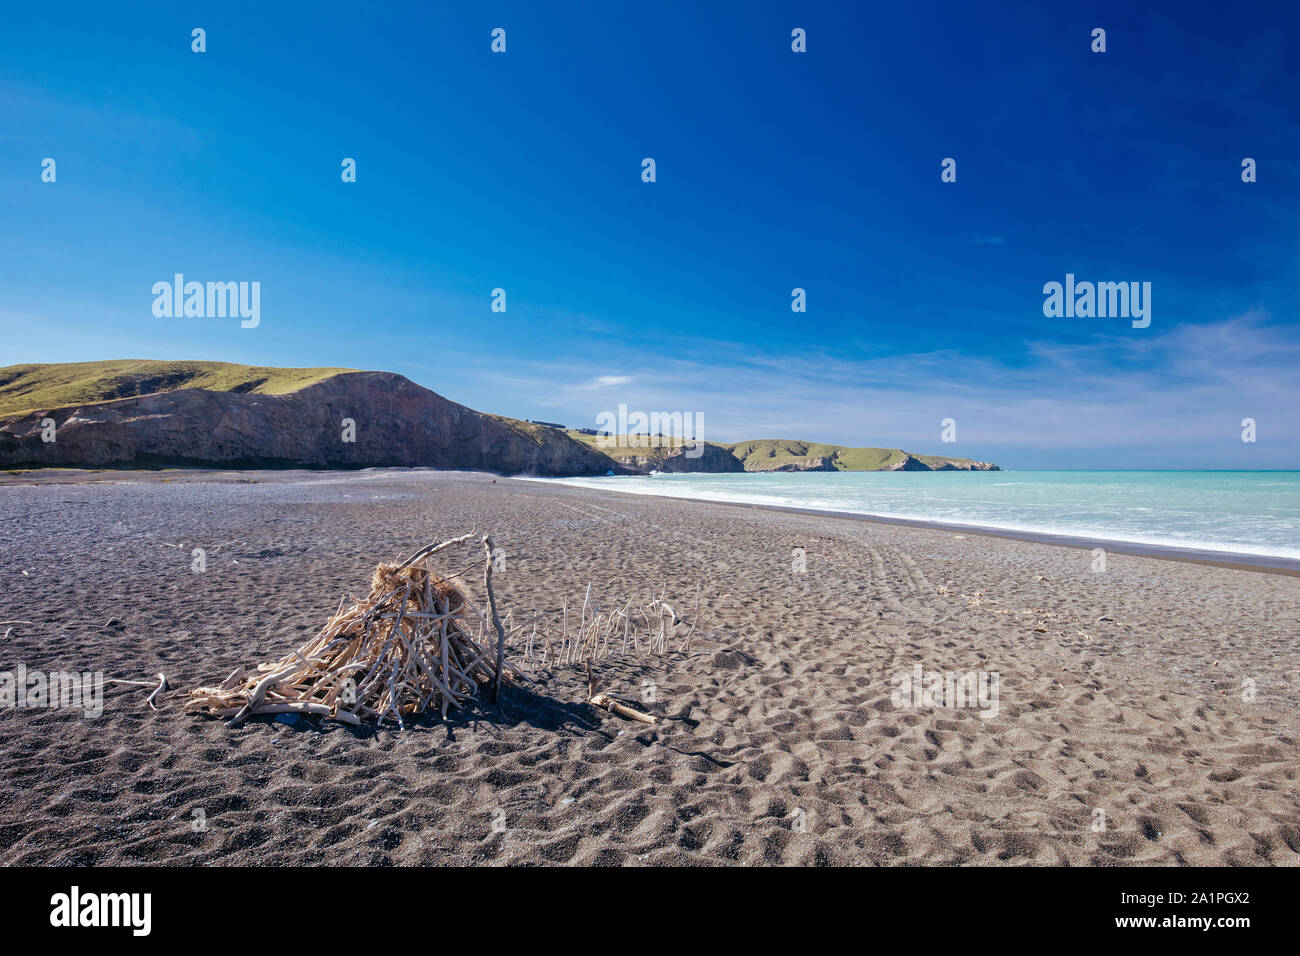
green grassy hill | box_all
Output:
[0,361,997,471]
[727,439,908,471]
[0,360,356,418]
[565,430,720,459]
[566,434,991,470]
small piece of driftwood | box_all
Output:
[586,663,657,724]
[105,672,169,710]
[589,692,658,723]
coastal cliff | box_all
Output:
[727,440,1000,473]
[741,455,837,472]
[0,361,1001,474]
[0,365,616,475]
[590,442,745,474]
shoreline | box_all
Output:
[517,477,1300,576]
[4,464,1296,574]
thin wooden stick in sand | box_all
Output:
[482,534,507,703]
[106,672,169,710]
[146,672,169,709]
[392,531,477,574]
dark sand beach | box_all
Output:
[1,468,1298,865]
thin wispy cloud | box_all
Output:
[584,375,632,389]
[437,310,1298,468]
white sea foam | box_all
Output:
[518,471,1300,561]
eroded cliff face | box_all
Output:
[914,457,1001,471]
[926,461,1000,471]
[0,372,617,476]
[882,454,1001,472]
[606,443,745,473]
[741,456,836,472]
[882,455,932,471]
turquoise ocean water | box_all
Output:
[534,471,1300,561]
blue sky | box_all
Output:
[2,0,1297,468]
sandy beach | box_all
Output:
[1,468,1298,866]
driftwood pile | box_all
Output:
[185,533,520,728]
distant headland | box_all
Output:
[0,361,999,475]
